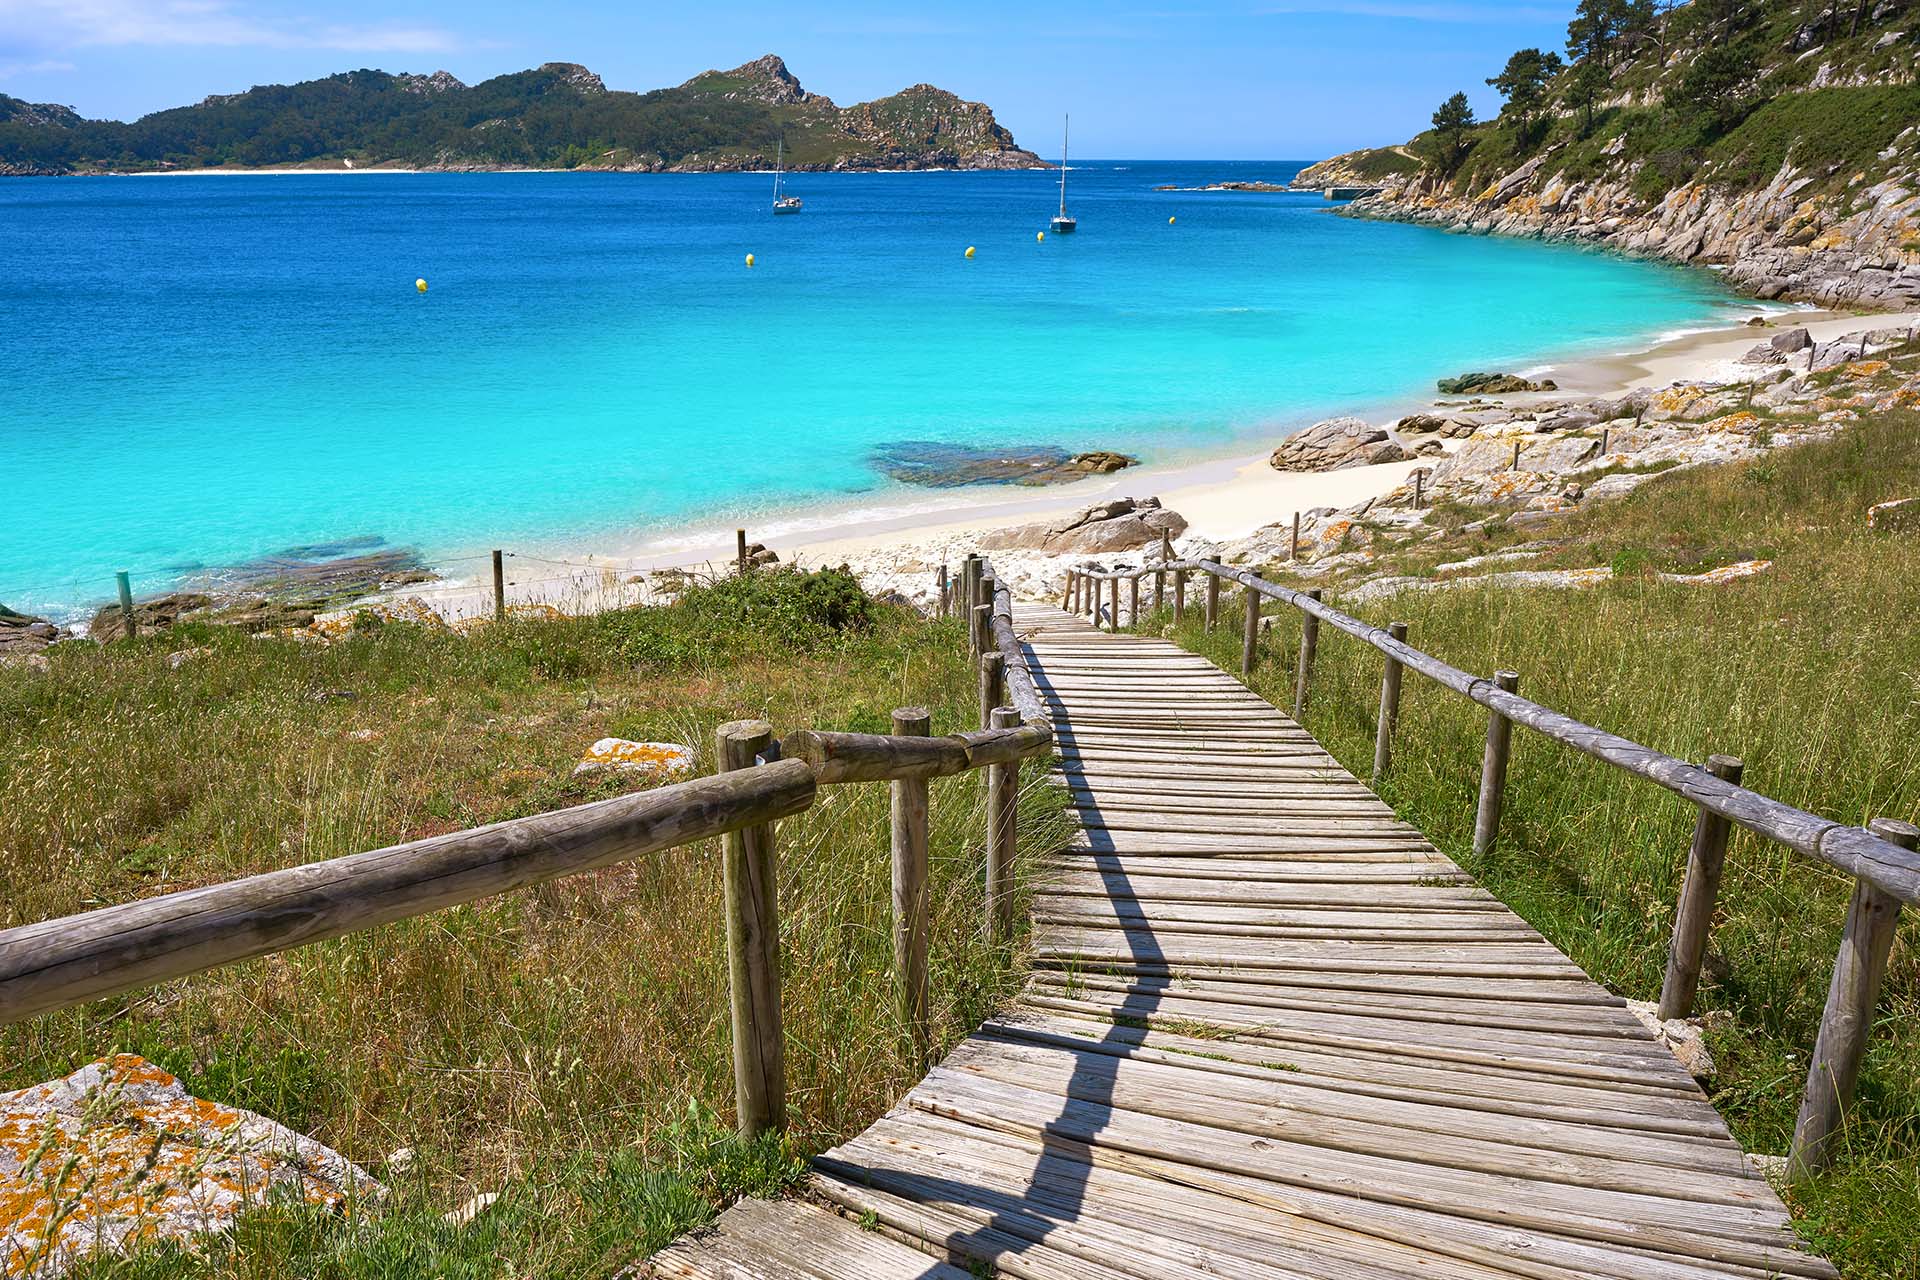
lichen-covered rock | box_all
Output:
[1435,372,1556,395]
[1268,418,1409,472]
[86,594,214,643]
[1,1055,379,1277]
[573,738,698,779]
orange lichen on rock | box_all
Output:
[572,738,698,779]
[2,1056,378,1277]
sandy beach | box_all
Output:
[380,304,1917,623]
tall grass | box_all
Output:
[1155,412,1920,1279]
[1,568,1072,1277]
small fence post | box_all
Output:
[979,651,1005,730]
[971,604,991,662]
[1412,470,1424,510]
[491,550,506,622]
[1511,439,1523,470]
[939,564,951,618]
[1155,532,1170,609]
[1292,588,1322,720]
[1599,426,1610,455]
[1472,671,1520,858]
[115,571,137,639]
[986,705,1021,944]
[1204,572,1219,632]
[1372,621,1409,784]
[1059,571,1072,611]
[1789,818,1915,1181]
[736,529,749,577]
[1240,584,1260,680]
[717,719,785,1137]
[1290,512,1301,562]
[1108,577,1120,633]
[1173,568,1186,624]
[1128,575,1140,628]
[1657,754,1744,1021]
[890,707,932,1065]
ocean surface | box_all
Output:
[1,160,1753,620]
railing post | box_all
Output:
[491,550,506,622]
[1789,817,1915,1181]
[1108,576,1120,633]
[1173,568,1186,624]
[1657,754,1744,1021]
[890,707,932,1065]
[1128,575,1140,629]
[1059,571,1072,611]
[1205,572,1220,632]
[1372,621,1408,785]
[717,719,785,1137]
[736,529,749,577]
[1413,470,1424,510]
[1155,532,1170,610]
[1472,671,1520,858]
[970,604,991,663]
[115,571,137,640]
[986,705,1021,944]
[939,563,951,619]
[1290,511,1301,562]
[1240,584,1260,680]
[1292,588,1322,720]
[979,650,1005,730]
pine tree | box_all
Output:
[1487,48,1565,145]
[1427,91,1478,176]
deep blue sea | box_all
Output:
[1,161,1752,619]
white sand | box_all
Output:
[379,306,1916,622]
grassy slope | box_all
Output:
[1153,412,1920,1279]
[0,569,1070,1277]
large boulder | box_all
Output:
[1269,418,1410,472]
[86,592,213,642]
[0,605,61,655]
[1769,327,1813,353]
[978,497,1188,553]
[1436,372,1557,395]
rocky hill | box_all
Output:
[1302,0,1920,307]
[0,54,1042,175]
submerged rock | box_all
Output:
[870,442,1137,488]
[0,1055,380,1277]
[1436,372,1557,396]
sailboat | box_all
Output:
[772,139,802,214]
[1050,115,1077,234]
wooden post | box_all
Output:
[1789,818,1915,1181]
[1657,754,1745,1021]
[717,719,785,1137]
[1059,571,1071,611]
[890,707,931,1064]
[1290,512,1301,562]
[1511,440,1523,470]
[736,529,749,577]
[114,572,137,640]
[1472,671,1520,858]
[970,604,991,662]
[1412,470,1424,510]
[979,651,1005,730]
[986,705,1021,945]
[1155,531,1171,609]
[491,550,506,622]
[1128,575,1140,628]
[1173,569,1186,624]
[1240,584,1260,680]
[1108,577,1120,633]
[939,564,951,618]
[1204,572,1219,632]
[1600,425,1610,455]
[1372,622,1408,784]
[1292,589,1322,720]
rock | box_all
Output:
[1269,418,1410,472]
[1435,372,1557,395]
[870,441,1137,488]
[347,728,383,743]
[1626,1000,1719,1082]
[0,1055,380,1276]
[0,606,62,655]
[1412,439,1446,456]
[0,652,52,674]
[1738,342,1788,366]
[1770,327,1813,353]
[1396,413,1450,434]
[1868,496,1920,532]
[444,1191,500,1227]
[977,497,1188,553]
[165,647,211,670]
[573,738,699,779]
[1745,1153,1789,1185]
[741,543,780,567]
[87,592,214,642]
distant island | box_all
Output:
[0,54,1044,176]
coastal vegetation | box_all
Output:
[0,567,1070,1275]
[1158,403,1920,1280]
[0,55,1040,176]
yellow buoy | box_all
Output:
[965,245,976,259]
[1169,216,1176,225]
[1037,231,1045,242]
[745,253,755,268]
[415,278,427,293]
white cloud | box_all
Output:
[0,55,76,73]
[0,0,459,52]
[1259,0,1564,21]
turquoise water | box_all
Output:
[1,162,1745,618]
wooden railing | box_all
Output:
[1063,552,1920,1182]
[0,555,1051,1142]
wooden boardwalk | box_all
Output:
[650,604,1834,1280]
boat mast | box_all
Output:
[1058,115,1069,216]
[773,138,782,201]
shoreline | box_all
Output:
[369,302,1904,624]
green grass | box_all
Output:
[1,567,1073,1277]
[1147,411,1920,1279]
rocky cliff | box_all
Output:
[1301,1,1920,308]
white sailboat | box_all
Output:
[772,139,802,214]
[1050,115,1076,234]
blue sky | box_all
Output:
[0,0,1574,157]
